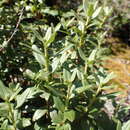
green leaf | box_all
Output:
[64,110,75,122]
[35,69,49,81]
[75,85,90,94]
[87,3,94,17]
[24,69,35,79]
[55,23,61,32]
[33,109,48,121]
[100,92,122,99]
[44,27,56,47]
[56,123,71,130]
[52,57,60,72]
[60,44,73,54]
[33,30,43,42]
[43,8,58,16]
[78,48,87,61]
[92,7,102,19]
[63,69,71,83]
[102,72,116,85]
[122,120,130,130]
[53,96,65,112]
[40,91,50,101]
[50,111,64,124]
[78,20,85,33]
[66,17,75,27]
[116,120,122,130]
[0,120,8,130]
[71,69,77,82]
[16,88,31,108]
[0,80,12,101]
[88,49,97,64]
[32,45,45,66]
[19,118,31,128]
[60,52,70,65]
[71,51,77,59]
[93,1,98,10]
[104,6,112,16]
[44,27,52,41]
[9,86,22,101]
[83,0,88,15]
[0,103,9,116]
[45,85,64,97]
[76,69,82,80]
[45,33,56,47]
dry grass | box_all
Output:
[104,37,130,97]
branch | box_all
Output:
[0,7,24,52]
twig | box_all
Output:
[0,7,24,52]
[6,7,24,44]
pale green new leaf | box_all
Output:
[92,7,102,19]
[33,109,48,121]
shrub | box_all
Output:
[0,0,127,130]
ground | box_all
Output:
[104,37,130,99]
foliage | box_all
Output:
[0,0,129,130]
[99,0,130,37]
